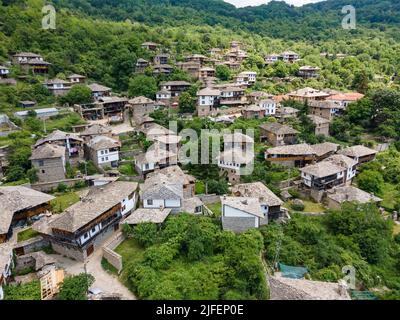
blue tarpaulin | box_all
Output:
[279,263,308,279]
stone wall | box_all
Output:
[14,236,49,256]
[31,178,85,192]
[51,241,86,262]
[101,232,125,274]
[222,216,256,233]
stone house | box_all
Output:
[231,182,285,221]
[128,96,156,120]
[86,135,121,169]
[141,42,159,51]
[33,181,138,261]
[30,143,67,183]
[0,65,10,78]
[135,58,149,73]
[298,66,320,79]
[34,130,84,165]
[260,122,299,146]
[0,186,54,243]
[87,83,111,100]
[196,87,220,117]
[309,100,344,121]
[43,78,71,96]
[221,196,266,233]
[265,143,316,167]
[326,186,382,210]
[338,145,378,166]
[307,114,330,137]
[12,52,51,74]
[288,87,331,103]
[67,74,86,84]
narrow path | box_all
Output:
[53,250,136,300]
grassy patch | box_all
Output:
[50,192,80,213]
[118,163,137,176]
[17,228,40,242]
[207,201,222,217]
[380,183,399,211]
[195,181,206,194]
[115,238,145,264]
[101,257,119,275]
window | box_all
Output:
[41,170,45,174]
[84,233,89,239]
[147,199,153,205]
[101,150,104,155]
[105,157,109,161]
[38,160,44,166]
[91,227,96,233]
[101,157,105,162]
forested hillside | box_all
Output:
[48,0,400,40]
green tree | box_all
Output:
[215,64,231,81]
[356,170,384,195]
[178,91,195,114]
[59,85,92,105]
[128,75,157,98]
[58,273,95,300]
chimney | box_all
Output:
[337,280,348,297]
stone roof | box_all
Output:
[67,74,85,79]
[87,135,120,151]
[80,124,112,136]
[153,134,182,144]
[310,142,339,157]
[44,78,70,85]
[223,132,254,144]
[269,274,350,300]
[221,196,264,218]
[288,87,330,98]
[197,87,220,96]
[278,106,300,115]
[326,186,382,204]
[87,83,111,92]
[49,182,138,233]
[220,86,244,92]
[122,208,172,224]
[141,174,183,201]
[231,182,283,207]
[299,66,320,71]
[324,154,357,169]
[300,161,345,178]
[23,58,51,65]
[135,148,176,165]
[30,143,66,160]
[0,186,55,234]
[161,81,191,86]
[128,96,155,104]
[34,130,83,147]
[181,197,204,214]
[97,96,128,104]
[307,114,330,125]
[143,123,174,137]
[147,165,195,185]
[13,52,42,58]
[248,91,273,98]
[260,122,299,135]
[217,149,254,164]
[245,104,264,112]
[308,100,343,109]
[339,145,378,158]
[266,143,315,156]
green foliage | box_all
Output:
[133,223,159,248]
[215,64,231,81]
[59,84,92,105]
[356,170,384,195]
[178,91,195,114]
[58,273,95,300]
[128,75,157,98]
[123,214,266,300]
[3,280,41,300]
